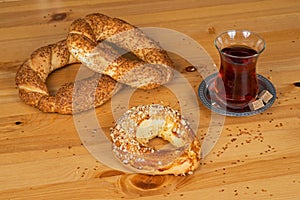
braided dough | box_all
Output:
[15,40,121,114]
[110,104,201,175]
[67,13,174,89]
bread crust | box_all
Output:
[15,40,121,114]
[67,13,174,89]
[110,104,201,176]
[16,13,175,113]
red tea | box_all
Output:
[213,45,259,109]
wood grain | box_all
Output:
[0,0,300,199]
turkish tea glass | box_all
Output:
[211,30,266,110]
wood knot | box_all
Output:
[118,174,185,197]
[15,121,22,125]
[130,174,165,190]
[50,12,67,21]
[293,82,300,87]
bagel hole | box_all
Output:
[46,63,95,95]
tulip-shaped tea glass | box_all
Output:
[211,30,266,110]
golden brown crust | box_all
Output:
[67,13,174,89]
[110,104,201,176]
[16,13,174,113]
[15,40,121,114]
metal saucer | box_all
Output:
[198,73,276,117]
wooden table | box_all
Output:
[1,0,300,199]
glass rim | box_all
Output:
[214,30,266,59]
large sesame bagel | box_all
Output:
[67,13,174,89]
[110,104,201,176]
[15,40,121,114]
